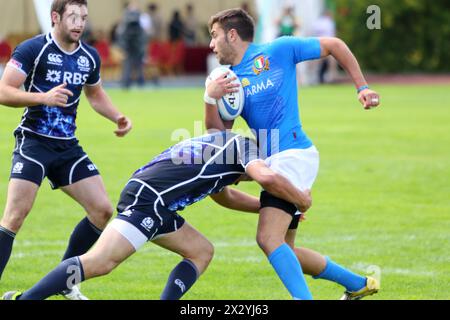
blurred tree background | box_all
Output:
[334,0,450,72]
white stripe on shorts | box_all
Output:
[108,219,148,251]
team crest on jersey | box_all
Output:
[77,56,90,72]
[252,55,270,75]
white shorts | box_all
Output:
[264,146,320,214]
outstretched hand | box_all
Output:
[114,115,132,137]
[358,88,380,110]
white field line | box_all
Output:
[10,239,441,277]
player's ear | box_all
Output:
[51,11,61,26]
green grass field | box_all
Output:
[0,84,449,300]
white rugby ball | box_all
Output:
[206,66,245,121]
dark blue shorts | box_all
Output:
[114,180,185,246]
[10,129,100,189]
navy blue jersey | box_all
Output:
[7,32,101,139]
[129,131,260,212]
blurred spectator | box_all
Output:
[148,3,164,41]
[0,36,12,78]
[276,6,300,37]
[241,2,256,21]
[169,10,184,42]
[118,1,147,88]
[81,21,95,46]
[312,11,337,83]
[140,6,154,39]
[183,3,198,46]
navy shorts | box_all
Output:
[112,180,185,249]
[260,191,301,230]
[10,130,100,189]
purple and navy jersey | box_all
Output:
[129,131,260,212]
[231,36,322,156]
[7,32,101,139]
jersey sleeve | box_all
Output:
[271,36,322,64]
[7,39,40,76]
[236,136,261,169]
[85,48,102,86]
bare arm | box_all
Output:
[246,160,312,213]
[0,66,73,108]
[204,102,234,132]
[319,37,380,110]
[210,186,260,213]
[84,83,132,137]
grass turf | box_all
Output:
[0,84,448,300]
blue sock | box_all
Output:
[160,259,199,300]
[313,257,366,292]
[19,257,85,300]
[62,217,102,261]
[268,244,313,300]
[0,226,16,281]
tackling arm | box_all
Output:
[245,160,312,213]
[84,83,132,137]
[210,186,260,213]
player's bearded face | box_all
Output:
[57,5,88,43]
[210,25,236,65]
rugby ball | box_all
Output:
[206,66,245,121]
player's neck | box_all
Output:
[51,30,80,53]
[232,42,250,66]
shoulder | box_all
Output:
[14,34,49,55]
[80,42,100,59]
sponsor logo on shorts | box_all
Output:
[12,162,24,174]
[87,164,97,171]
[140,217,154,232]
[119,210,133,217]
[48,53,63,66]
[175,279,186,293]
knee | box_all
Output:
[87,257,118,278]
[88,202,113,227]
[189,241,214,273]
[256,232,284,256]
[1,207,31,233]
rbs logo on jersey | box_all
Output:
[46,69,89,85]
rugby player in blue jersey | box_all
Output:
[204,9,380,300]
[0,0,132,299]
[2,131,313,300]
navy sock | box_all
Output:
[160,259,199,300]
[62,217,102,261]
[0,226,16,281]
[19,257,85,300]
[313,257,367,292]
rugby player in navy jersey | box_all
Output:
[2,131,313,300]
[0,0,132,299]
[204,9,380,300]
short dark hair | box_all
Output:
[51,0,88,26]
[208,8,255,42]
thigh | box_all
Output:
[1,179,40,232]
[61,175,110,212]
[80,224,136,279]
[152,222,210,259]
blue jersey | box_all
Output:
[231,36,321,156]
[7,32,101,139]
[128,131,260,213]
